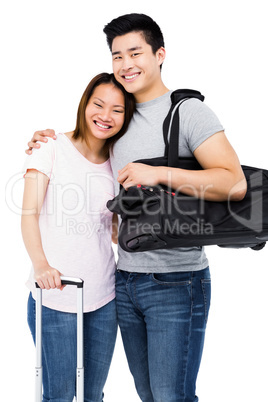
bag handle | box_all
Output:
[163,89,205,167]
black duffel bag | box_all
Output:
[107,89,268,252]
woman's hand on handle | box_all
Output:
[34,263,65,291]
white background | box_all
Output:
[1,0,268,401]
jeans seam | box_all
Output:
[125,273,143,313]
[182,273,193,400]
[201,279,211,324]
[133,275,143,312]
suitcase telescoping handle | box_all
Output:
[35,276,84,402]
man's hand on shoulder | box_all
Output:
[25,129,57,155]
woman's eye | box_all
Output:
[94,103,102,108]
[114,110,124,114]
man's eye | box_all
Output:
[132,53,140,57]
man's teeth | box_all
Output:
[95,122,110,129]
[125,73,139,80]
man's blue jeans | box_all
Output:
[27,294,117,402]
[115,267,211,402]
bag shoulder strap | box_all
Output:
[163,89,205,167]
[171,89,204,104]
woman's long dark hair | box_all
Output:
[73,73,135,157]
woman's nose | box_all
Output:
[98,109,112,122]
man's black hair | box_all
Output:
[103,13,165,54]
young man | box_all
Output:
[26,13,247,402]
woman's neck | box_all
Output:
[65,131,108,164]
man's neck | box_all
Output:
[134,83,170,103]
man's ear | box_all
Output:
[156,46,166,67]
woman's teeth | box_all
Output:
[95,121,111,129]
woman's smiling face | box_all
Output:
[85,83,125,141]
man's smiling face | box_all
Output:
[111,31,165,103]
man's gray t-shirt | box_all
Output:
[110,90,224,273]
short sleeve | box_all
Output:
[180,98,224,154]
[22,138,55,178]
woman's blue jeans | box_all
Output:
[115,267,211,402]
[27,294,117,402]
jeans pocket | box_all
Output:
[151,272,192,286]
[201,278,211,323]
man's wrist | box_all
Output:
[157,166,176,187]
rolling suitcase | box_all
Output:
[35,276,84,402]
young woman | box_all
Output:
[21,73,135,401]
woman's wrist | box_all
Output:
[33,258,50,273]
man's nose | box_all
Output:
[121,56,134,71]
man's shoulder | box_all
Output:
[180,97,206,113]
[180,97,219,123]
